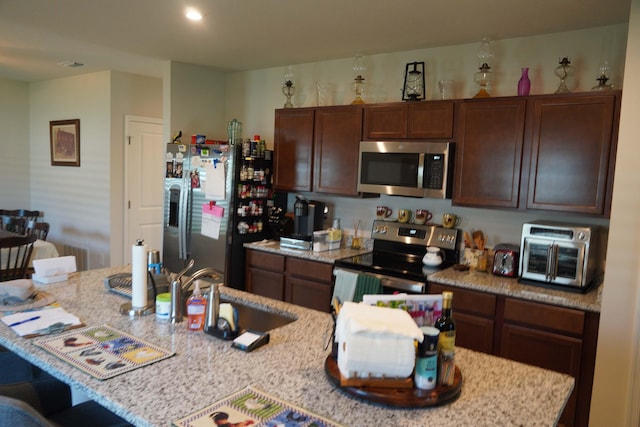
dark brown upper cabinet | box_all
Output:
[363,101,454,140]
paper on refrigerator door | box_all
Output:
[204,160,226,199]
[201,203,224,239]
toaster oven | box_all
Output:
[519,221,601,291]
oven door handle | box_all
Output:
[333,268,426,294]
[546,243,559,281]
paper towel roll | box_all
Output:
[131,240,148,308]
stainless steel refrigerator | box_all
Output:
[162,142,272,289]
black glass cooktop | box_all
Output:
[335,247,454,282]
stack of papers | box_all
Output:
[1,306,83,338]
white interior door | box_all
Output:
[124,116,164,263]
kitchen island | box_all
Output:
[0,267,573,427]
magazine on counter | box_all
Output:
[361,293,443,327]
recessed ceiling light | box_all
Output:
[57,60,85,68]
[185,7,203,21]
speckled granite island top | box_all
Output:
[244,240,371,264]
[0,267,574,427]
[428,267,602,312]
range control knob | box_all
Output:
[373,225,388,235]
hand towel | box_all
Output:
[353,274,383,303]
[332,269,358,304]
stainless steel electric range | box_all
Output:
[334,220,461,294]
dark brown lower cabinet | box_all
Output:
[428,282,599,427]
[430,283,496,353]
[285,258,333,312]
[245,250,285,300]
[245,249,334,312]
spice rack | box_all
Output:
[235,150,273,235]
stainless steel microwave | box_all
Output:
[357,141,454,198]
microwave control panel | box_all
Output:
[424,153,444,189]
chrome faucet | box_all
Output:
[169,260,222,323]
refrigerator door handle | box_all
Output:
[178,177,189,260]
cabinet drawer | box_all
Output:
[287,276,333,312]
[247,250,285,272]
[429,283,496,318]
[504,298,584,336]
[287,258,333,283]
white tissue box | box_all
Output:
[335,302,423,379]
[31,273,69,284]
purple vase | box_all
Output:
[517,68,531,96]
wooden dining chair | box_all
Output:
[0,234,37,281]
[2,217,26,234]
[25,221,50,241]
[18,210,40,224]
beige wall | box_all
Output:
[109,71,163,265]
[29,72,112,267]
[591,0,640,424]
[0,78,30,206]
[27,71,161,269]
[162,61,227,146]
[224,24,625,247]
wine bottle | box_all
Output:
[434,291,456,386]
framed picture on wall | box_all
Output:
[50,119,80,166]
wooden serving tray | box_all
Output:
[324,355,462,408]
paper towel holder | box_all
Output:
[120,301,155,317]
[119,270,157,317]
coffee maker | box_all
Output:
[293,196,325,237]
[280,195,326,250]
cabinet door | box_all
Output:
[453,99,526,208]
[313,106,363,195]
[363,103,408,139]
[429,283,496,354]
[246,268,285,301]
[527,94,616,215]
[286,276,333,312]
[286,258,334,312]
[407,101,454,139]
[501,297,584,427]
[273,109,314,192]
[245,250,285,300]
[453,312,494,354]
[501,324,581,426]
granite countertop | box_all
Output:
[247,240,602,313]
[244,240,371,264]
[0,266,573,427]
[428,267,603,312]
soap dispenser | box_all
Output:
[186,281,206,331]
[204,283,220,334]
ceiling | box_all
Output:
[0,0,631,83]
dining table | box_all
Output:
[0,230,60,267]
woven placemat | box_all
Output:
[34,324,174,380]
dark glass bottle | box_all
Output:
[434,291,456,386]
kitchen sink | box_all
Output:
[221,298,297,333]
